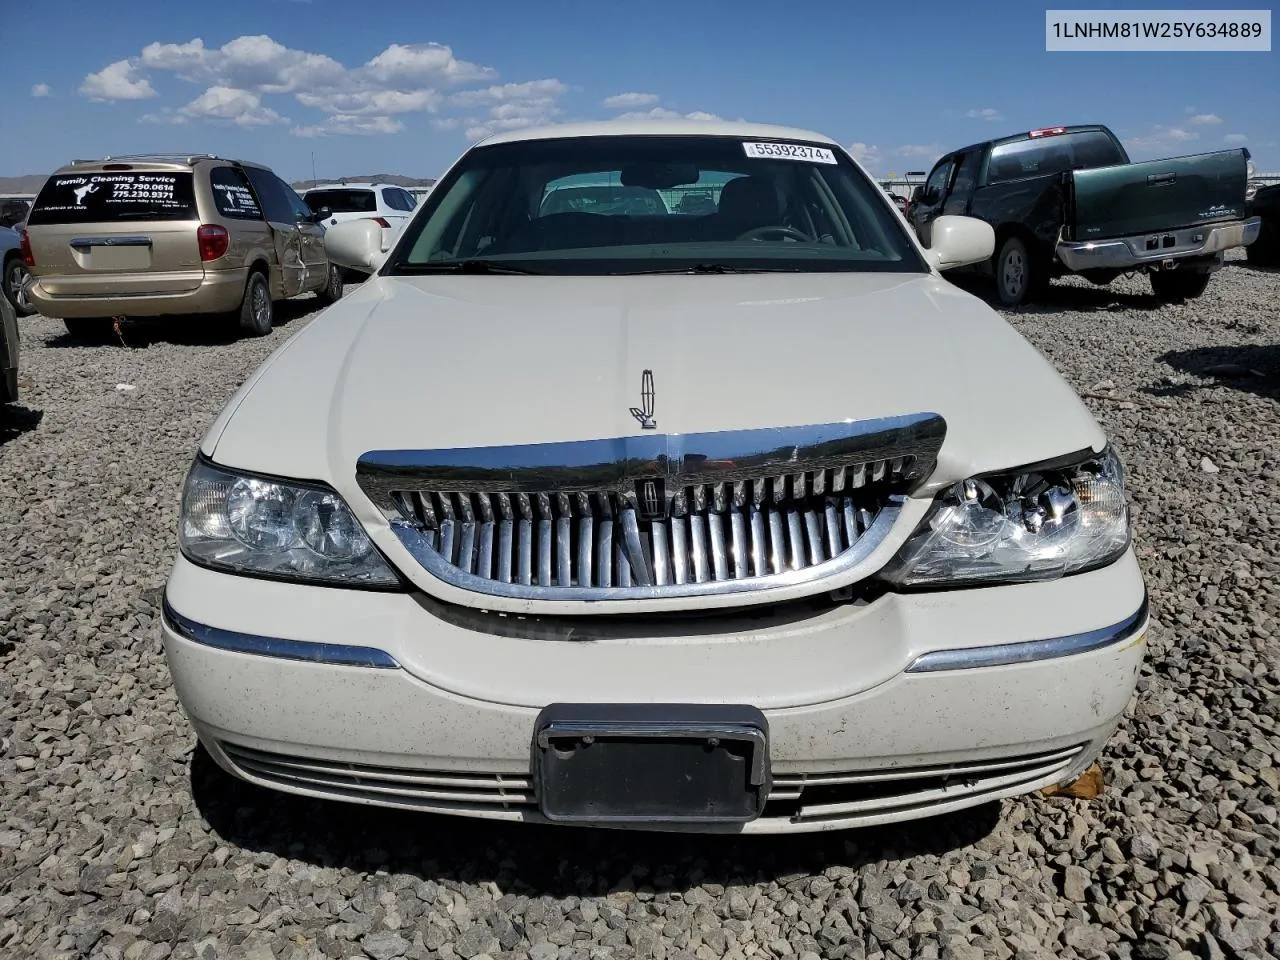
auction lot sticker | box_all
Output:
[743,142,838,164]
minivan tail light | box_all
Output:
[17,228,34,267]
[197,224,229,262]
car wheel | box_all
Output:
[238,272,273,336]
[1150,270,1211,303]
[315,264,345,306]
[3,256,35,317]
[994,237,1039,307]
[63,318,116,343]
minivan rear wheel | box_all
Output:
[315,264,344,306]
[63,318,116,343]
[238,272,273,337]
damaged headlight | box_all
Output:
[881,445,1130,588]
[179,457,400,588]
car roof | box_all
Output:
[50,154,272,174]
[475,119,841,148]
[302,182,402,191]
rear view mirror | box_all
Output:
[620,163,699,190]
[325,218,388,273]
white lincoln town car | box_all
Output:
[162,120,1147,833]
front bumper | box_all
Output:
[162,551,1147,833]
[27,268,247,319]
[1056,216,1261,272]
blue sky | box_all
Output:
[3,0,1276,182]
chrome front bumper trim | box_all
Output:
[162,597,401,669]
[1056,218,1261,271]
[905,592,1148,673]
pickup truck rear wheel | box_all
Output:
[994,237,1043,307]
[1150,270,1211,303]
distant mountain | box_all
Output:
[0,174,49,195]
[291,174,437,190]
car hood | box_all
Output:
[204,271,1105,508]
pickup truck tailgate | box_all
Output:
[1068,149,1249,241]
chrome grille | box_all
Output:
[356,414,946,607]
[398,471,892,590]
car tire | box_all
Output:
[3,255,35,317]
[315,264,345,306]
[1150,270,1211,303]
[994,237,1040,307]
[238,272,273,337]
[63,317,116,343]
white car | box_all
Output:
[163,120,1147,833]
[301,182,417,267]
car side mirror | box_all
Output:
[325,218,388,273]
[923,215,995,271]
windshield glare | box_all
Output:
[389,135,928,275]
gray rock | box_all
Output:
[1062,866,1090,903]
[362,931,410,960]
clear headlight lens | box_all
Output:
[881,445,1130,588]
[180,458,399,587]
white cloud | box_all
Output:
[1124,126,1201,152]
[292,114,405,138]
[895,144,940,159]
[1224,133,1248,144]
[31,83,51,98]
[363,43,496,85]
[79,59,157,101]
[965,107,1002,122]
[179,86,286,126]
[84,33,538,138]
[602,92,659,109]
[451,79,568,107]
[1188,113,1222,125]
[846,142,881,169]
[613,106,723,122]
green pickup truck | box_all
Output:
[908,124,1261,306]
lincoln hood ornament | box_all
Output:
[629,369,657,430]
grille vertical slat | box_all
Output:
[517,519,533,586]
[824,501,842,558]
[749,507,766,577]
[652,524,671,586]
[768,510,786,575]
[438,520,456,566]
[708,513,729,581]
[577,516,593,587]
[537,520,553,587]
[556,517,572,587]
[804,510,826,566]
[786,510,805,571]
[730,511,748,579]
[615,538,632,587]
[671,517,689,585]
[458,522,477,574]
[597,520,613,588]
[497,520,513,583]
[690,515,710,583]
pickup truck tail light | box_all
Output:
[17,228,34,267]
[197,224,230,262]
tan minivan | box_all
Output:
[22,154,345,340]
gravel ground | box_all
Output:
[2,258,1278,960]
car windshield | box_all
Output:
[304,189,377,213]
[389,134,928,275]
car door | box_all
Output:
[242,167,307,298]
[909,155,956,246]
[278,177,328,290]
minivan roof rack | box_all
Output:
[73,153,223,165]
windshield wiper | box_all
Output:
[614,263,801,275]
[393,260,543,275]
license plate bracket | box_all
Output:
[532,703,770,825]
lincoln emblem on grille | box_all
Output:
[628,369,657,430]
[636,478,665,520]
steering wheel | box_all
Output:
[736,225,812,242]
